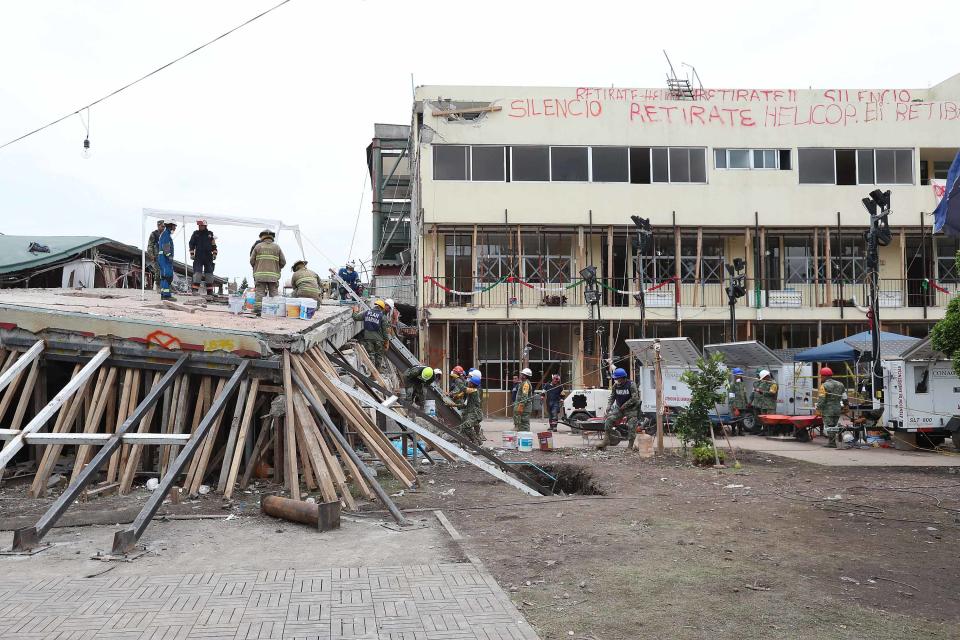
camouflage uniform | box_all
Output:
[403,365,432,407]
[817,378,847,447]
[728,377,749,435]
[751,377,779,415]
[353,307,388,368]
[456,383,484,445]
[602,379,640,447]
[513,378,533,431]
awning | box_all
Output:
[793,331,919,362]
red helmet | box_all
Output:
[820,367,833,377]
[451,366,465,376]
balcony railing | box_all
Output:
[424,276,958,310]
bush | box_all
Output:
[692,445,725,466]
[673,353,727,450]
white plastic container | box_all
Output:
[501,430,517,449]
[424,399,437,417]
[285,297,303,318]
[261,296,284,317]
[299,298,318,320]
[517,431,534,452]
[228,295,244,314]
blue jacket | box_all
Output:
[339,267,359,286]
[158,229,174,258]
[543,382,563,406]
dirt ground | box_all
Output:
[389,448,960,640]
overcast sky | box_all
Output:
[1,0,957,283]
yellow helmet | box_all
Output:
[374,299,386,310]
[420,367,434,381]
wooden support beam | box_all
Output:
[187,378,227,496]
[69,367,119,485]
[28,365,83,497]
[282,351,300,500]
[0,340,43,397]
[118,372,163,494]
[239,418,272,491]
[222,379,260,500]
[9,359,41,430]
[431,105,502,117]
[292,393,337,503]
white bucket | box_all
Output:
[517,431,534,452]
[424,399,437,417]
[299,298,318,320]
[501,430,517,449]
[261,296,284,317]
[228,295,244,314]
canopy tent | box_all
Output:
[140,209,305,299]
[793,331,919,363]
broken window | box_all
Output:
[550,147,588,182]
[914,365,929,394]
[798,148,836,184]
[835,149,857,185]
[591,147,629,182]
[476,233,511,282]
[876,149,913,184]
[511,146,550,181]
[433,145,469,180]
[679,236,724,283]
[521,233,572,283]
[527,324,573,385]
[471,146,506,181]
[629,147,651,184]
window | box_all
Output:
[550,147,588,181]
[433,145,469,180]
[521,233,572,283]
[591,147,629,182]
[857,149,875,185]
[639,147,705,184]
[875,149,913,184]
[937,237,960,283]
[934,161,952,180]
[527,324,573,386]
[784,237,815,284]
[476,233,511,282]
[630,148,651,184]
[914,365,929,394]
[800,148,914,185]
[715,149,789,170]
[679,236,724,283]
[637,236,676,282]
[835,149,856,185]
[478,324,522,391]
[652,148,669,182]
[798,148,837,184]
[511,146,550,181]
[471,146,505,181]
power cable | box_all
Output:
[0,0,295,152]
[347,167,368,261]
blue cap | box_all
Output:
[731,367,743,375]
[613,367,628,379]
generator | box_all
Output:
[883,338,960,448]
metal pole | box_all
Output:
[292,371,410,526]
[654,339,664,455]
[13,355,188,550]
[112,360,249,554]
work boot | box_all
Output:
[595,436,611,451]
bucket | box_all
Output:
[286,298,302,318]
[424,399,437,417]
[243,289,256,313]
[228,295,244,314]
[537,431,554,451]
[501,430,517,450]
[299,298,318,320]
[261,296,284,318]
[517,431,534,452]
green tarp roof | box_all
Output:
[0,236,112,275]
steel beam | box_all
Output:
[12,354,188,551]
[292,370,410,526]
[0,340,43,395]
[0,346,110,474]
[111,360,249,554]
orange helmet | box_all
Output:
[451,366,465,377]
[820,367,833,377]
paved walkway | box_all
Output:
[0,563,536,640]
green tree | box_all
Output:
[239,277,249,291]
[931,250,960,376]
[673,352,727,450]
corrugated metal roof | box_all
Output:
[0,236,111,275]
[704,340,784,366]
[626,337,701,367]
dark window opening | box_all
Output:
[433,145,469,180]
[550,147,588,182]
[471,146,505,181]
[835,149,856,185]
[779,149,791,170]
[511,146,550,181]
[630,147,651,184]
[798,148,836,184]
[592,147,629,182]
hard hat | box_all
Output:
[385,298,395,309]
[292,260,307,271]
[346,261,355,270]
[759,369,771,379]
[451,366,465,377]
[613,367,628,379]
[820,367,833,377]
[374,299,386,310]
[731,367,743,375]
[420,367,434,381]
[259,229,275,239]
[521,367,532,377]
[468,367,478,375]
[469,372,482,385]
[197,219,207,226]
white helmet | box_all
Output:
[385,298,394,309]
[759,369,771,379]
[521,367,532,377]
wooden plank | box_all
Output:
[292,392,337,503]
[223,379,260,500]
[0,340,43,396]
[240,418,272,490]
[187,378,227,496]
[109,369,139,483]
[69,367,119,485]
[179,377,210,483]
[282,351,300,500]
[28,364,83,497]
[159,375,186,475]
[122,433,191,445]
[119,372,167,494]
[693,227,702,307]
[27,433,111,445]
[431,105,501,117]
[9,359,40,430]
[0,354,29,423]
[297,426,317,491]
[216,379,249,493]
[299,396,357,511]
[104,373,120,481]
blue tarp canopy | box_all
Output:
[793,331,918,363]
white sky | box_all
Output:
[1,0,957,283]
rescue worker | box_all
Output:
[157,221,178,301]
[816,367,848,448]
[543,373,565,432]
[403,365,434,407]
[456,371,484,446]
[727,367,749,436]
[384,298,399,337]
[448,366,467,402]
[146,219,165,291]
[337,261,361,299]
[291,260,322,302]
[597,368,640,450]
[513,368,534,431]
[188,220,217,296]
[751,369,779,418]
[352,300,389,368]
[249,230,286,315]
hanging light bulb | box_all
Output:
[81,137,92,159]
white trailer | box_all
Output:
[703,341,815,416]
[626,337,700,417]
[883,338,960,448]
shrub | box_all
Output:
[692,445,725,466]
[673,352,727,450]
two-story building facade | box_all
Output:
[405,76,960,412]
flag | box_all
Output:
[933,150,960,237]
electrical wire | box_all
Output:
[0,0,296,152]
[347,167,368,261]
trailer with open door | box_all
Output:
[625,337,700,421]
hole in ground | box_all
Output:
[538,464,606,496]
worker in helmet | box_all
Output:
[448,365,467,402]
[816,367,848,448]
[383,297,399,337]
[727,367,749,436]
[750,370,779,423]
[352,300,389,368]
[513,368,534,431]
[455,370,484,445]
[291,260,321,302]
[189,219,217,296]
[542,373,566,432]
[249,229,286,315]
[146,219,165,291]
[597,367,640,450]
[157,221,178,301]
[403,365,434,407]
[337,261,361,299]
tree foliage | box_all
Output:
[673,352,727,449]
[931,250,960,377]
[239,277,249,291]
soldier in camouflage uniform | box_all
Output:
[816,367,848,448]
[352,300,389,368]
[456,372,484,445]
[513,368,534,431]
[597,367,640,450]
[727,368,749,436]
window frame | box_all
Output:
[715,148,782,170]
[432,145,470,181]
[549,146,590,183]
[590,146,631,183]
[469,145,507,182]
[509,145,551,183]
[798,147,915,186]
